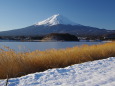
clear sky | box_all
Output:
[0,0,115,31]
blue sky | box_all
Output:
[0,0,115,31]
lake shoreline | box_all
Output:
[0,39,112,42]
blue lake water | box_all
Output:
[0,41,106,52]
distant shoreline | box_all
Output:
[0,39,112,42]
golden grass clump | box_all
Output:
[0,42,115,79]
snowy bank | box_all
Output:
[0,57,115,86]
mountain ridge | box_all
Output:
[0,14,114,37]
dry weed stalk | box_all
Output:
[0,42,115,79]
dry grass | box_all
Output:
[0,42,115,79]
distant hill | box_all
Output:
[42,33,79,41]
[0,14,114,37]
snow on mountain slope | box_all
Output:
[0,57,115,86]
[35,14,80,26]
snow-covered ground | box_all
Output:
[0,57,115,86]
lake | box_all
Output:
[0,41,106,52]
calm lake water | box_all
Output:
[0,41,106,52]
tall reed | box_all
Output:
[0,42,115,79]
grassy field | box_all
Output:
[0,42,115,79]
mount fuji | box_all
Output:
[0,14,114,36]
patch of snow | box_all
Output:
[0,57,115,86]
[35,14,80,26]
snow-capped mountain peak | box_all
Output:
[35,14,79,26]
